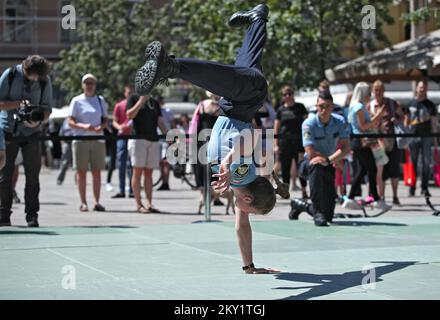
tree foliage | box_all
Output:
[55,0,172,107]
[56,0,395,106]
[171,0,395,98]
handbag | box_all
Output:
[394,122,413,149]
[403,149,416,187]
[434,148,440,187]
[371,144,389,166]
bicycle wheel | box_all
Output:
[183,163,198,189]
[152,170,162,187]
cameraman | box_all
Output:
[0,55,53,227]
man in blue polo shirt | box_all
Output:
[290,90,351,226]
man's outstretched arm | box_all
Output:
[235,207,281,274]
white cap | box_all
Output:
[81,73,97,83]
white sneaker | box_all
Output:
[342,199,362,210]
[373,200,392,211]
[105,183,114,192]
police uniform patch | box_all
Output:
[233,164,249,178]
[303,131,311,140]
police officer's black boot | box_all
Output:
[135,41,180,95]
[313,212,328,227]
[289,198,311,220]
[228,4,269,28]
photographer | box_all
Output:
[0,55,53,227]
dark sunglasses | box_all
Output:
[283,92,293,97]
[317,103,331,109]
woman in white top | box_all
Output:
[68,74,108,212]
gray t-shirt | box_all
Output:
[0,64,53,136]
[68,93,108,136]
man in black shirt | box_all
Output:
[274,86,308,197]
[406,80,438,197]
[126,94,167,213]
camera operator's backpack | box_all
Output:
[7,65,47,105]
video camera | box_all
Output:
[13,100,45,123]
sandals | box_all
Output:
[137,205,161,214]
[79,204,88,212]
[93,204,106,212]
[137,206,150,214]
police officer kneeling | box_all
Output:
[289,90,351,226]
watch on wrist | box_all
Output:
[326,157,332,166]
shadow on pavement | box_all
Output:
[331,221,408,227]
[71,225,139,229]
[0,230,58,236]
[274,261,419,300]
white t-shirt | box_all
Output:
[68,94,108,136]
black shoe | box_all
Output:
[111,192,125,199]
[421,189,431,198]
[129,193,135,198]
[157,183,170,191]
[134,41,180,95]
[213,199,224,206]
[93,204,106,212]
[26,214,39,228]
[409,187,415,197]
[313,212,328,227]
[228,4,269,28]
[289,198,311,220]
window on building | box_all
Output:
[3,0,32,42]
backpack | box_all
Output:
[7,65,47,105]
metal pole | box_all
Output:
[204,162,211,222]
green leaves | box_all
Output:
[56,0,394,107]
[55,0,172,108]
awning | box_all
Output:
[325,29,440,83]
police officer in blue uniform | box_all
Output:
[290,90,351,226]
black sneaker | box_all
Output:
[157,183,170,191]
[26,215,39,228]
[228,4,269,28]
[134,41,180,95]
[409,187,415,197]
[111,192,125,199]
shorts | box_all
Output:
[72,140,106,171]
[383,142,401,180]
[128,139,160,169]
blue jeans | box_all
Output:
[117,139,132,194]
[409,137,432,191]
[176,19,268,123]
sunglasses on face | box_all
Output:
[317,103,331,109]
[283,92,293,97]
